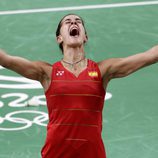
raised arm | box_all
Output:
[0,49,52,84]
[98,45,158,81]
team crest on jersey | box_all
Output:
[88,71,98,77]
[56,70,64,76]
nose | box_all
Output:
[71,21,77,25]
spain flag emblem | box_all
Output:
[88,71,98,77]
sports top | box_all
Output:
[41,59,106,158]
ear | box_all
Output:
[56,35,63,44]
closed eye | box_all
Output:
[64,20,71,24]
[76,19,82,24]
[63,19,71,25]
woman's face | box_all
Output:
[57,14,88,49]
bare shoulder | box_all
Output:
[36,61,52,70]
[35,61,52,79]
[35,61,53,91]
[97,58,121,78]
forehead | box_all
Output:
[61,15,82,22]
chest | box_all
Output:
[51,65,104,96]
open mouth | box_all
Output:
[69,28,79,37]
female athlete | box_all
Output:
[0,14,158,158]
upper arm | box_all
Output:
[1,53,50,82]
[99,51,157,80]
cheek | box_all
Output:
[61,26,69,35]
[80,31,87,40]
[80,26,86,36]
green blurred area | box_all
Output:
[0,1,158,158]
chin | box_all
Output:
[68,40,83,48]
[68,42,83,48]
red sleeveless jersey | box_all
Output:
[41,59,106,158]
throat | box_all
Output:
[62,56,85,67]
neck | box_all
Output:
[62,46,85,62]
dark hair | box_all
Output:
[56,14,87,52]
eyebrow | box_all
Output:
[63,18,82,23]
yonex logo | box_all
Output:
[56,71,64,76]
